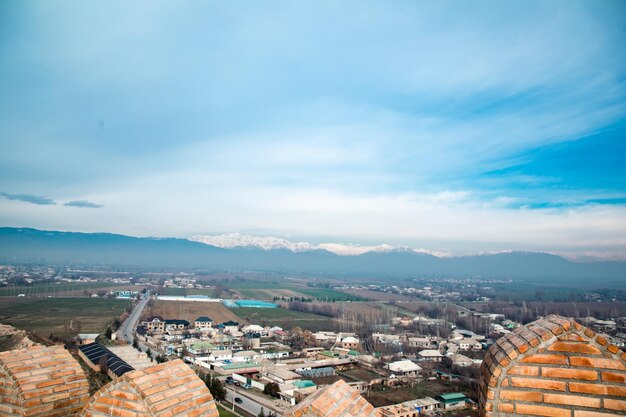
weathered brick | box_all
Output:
[541,367,598,380]
[570,356,626,370]
[559,333,587,342]
[569,382,626,396]
[575,411,626,417]
[604,398,626,412]
[607,344,620,355]
[521,354,568,365]
[510,377,566,391]
[499,389,542,402]
[601,371,626,383]
[548,341,602,355]
[595,335,608,346]
[544,393,601,408]
[516,403,571,417]
[508,365,539,376]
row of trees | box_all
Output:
[273,296,315,302]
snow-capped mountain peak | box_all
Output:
[189,233,316,252]
[188,233,428,256]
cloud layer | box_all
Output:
[63,200,103,208]
[0,192,55,206]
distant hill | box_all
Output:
[0,227,624,286]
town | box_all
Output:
[1,264,625,417]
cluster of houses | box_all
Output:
[372,326,486,369]
[133,313,481,412]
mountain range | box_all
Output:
[189,233,448,256]
[0,227,624,286]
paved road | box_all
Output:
[225,387,285,416]
[116,292,150,348]
[226,389,264,416]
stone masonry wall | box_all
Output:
[479,314,626,417]
[0,345,90,417]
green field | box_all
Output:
[230,307,332,330]
[235,289,273,299]
[228,282,364,302]
[0,282,132,297]
[223,280,285,290]
[0,298,132,337]
[296,288,366,302]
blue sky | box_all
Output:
[0,1,625,259]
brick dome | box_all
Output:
[0,345,90,417]
[79,359,218,417]
[479,314,626,416]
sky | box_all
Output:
[1,1,625,260]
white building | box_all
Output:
[418,349,444,362]
[388,360,422,377]
[452,353,473,367]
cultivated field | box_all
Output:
[0,298,131,337]
[221,279,365,302]
[343,289,417,302]
[0,282,142,298]
[142,300,243,324]
[237,288,308,300]
[229,307,331,330]
[311,301,381,313]
[284,301,388,318]
[295,288,366,302]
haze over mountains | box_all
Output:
[1,228,624,286]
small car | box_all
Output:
[234,397,243,404]
[243,384,252,389]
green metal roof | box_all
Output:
[220,362,260,370]
[293,380,316,388]
[437,393,467,402]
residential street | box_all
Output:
[115,292,150,351]
[225,386,286,416]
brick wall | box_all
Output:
[80,359,218,417]
[479,314,626,417]
[0,345,90,417]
